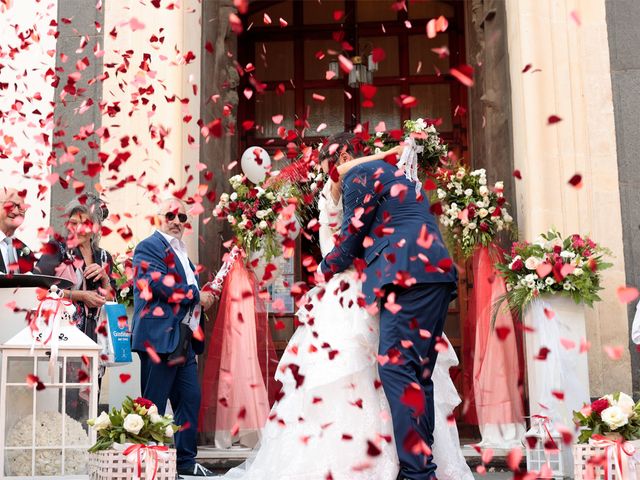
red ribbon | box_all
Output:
[31,295,72,345]
[122,444,169,480]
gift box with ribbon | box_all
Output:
[88,443,176,480]
[573,436,640,480]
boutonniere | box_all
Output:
[20,246,31,257]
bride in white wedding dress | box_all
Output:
[221,169,473,479]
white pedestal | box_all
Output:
[523,295,590,427]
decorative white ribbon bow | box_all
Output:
[397,136,424,194]
[589,434,636,480]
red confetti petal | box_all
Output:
[547,115,562,124]
[450,64,474,87]
[568,173,582,188]
[119,373,131,383]
[400,383,425,417]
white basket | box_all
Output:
[573,440,640,480]
[89,447,177,480]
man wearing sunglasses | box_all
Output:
[0,187,36,274]
[131,198,215,477]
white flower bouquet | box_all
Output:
[365,118,448,178]
[574,393,640,443]
[87,396,179,453]
[214,153,320,262]
[433,164,513,257]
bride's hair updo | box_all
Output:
[319,132,364,166]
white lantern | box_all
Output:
[0,289,100,478]
[524,416,573,479]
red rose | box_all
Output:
[134,397,154,409]
[479,222,489,232]
[591,398,609,415]
[511,258,524,271]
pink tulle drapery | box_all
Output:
[199,258,280,448]
[472,246,525,428]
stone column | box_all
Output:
[505,0,630,396]
[50,0,104,233]
[99,0,202,256]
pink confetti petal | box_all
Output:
[617,286,639,304]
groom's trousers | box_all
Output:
[378,282,456,480]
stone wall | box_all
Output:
[605,0,640,398]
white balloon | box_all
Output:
[241,146,271,184]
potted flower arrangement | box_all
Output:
[112,244,135,308]
[214,167,319,263]
[572,393,640,479]
[496,229,612,317]
[433,164,514,258]
[496,229,612,433]
[87,396,179,479]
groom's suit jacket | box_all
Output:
[320,159,457,303]
[131,231,204,355]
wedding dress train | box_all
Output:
[220,181,472,480]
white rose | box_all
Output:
[479,177,487,186]
[256,188,265,197]
[478,208,489,218]
[310,182,318,191]
[123,413,144,435]
[455,170,465,180]
[601,405,629,430]
[437,189,446,199]
[479,186,489,196]
[93,411,111,431]
[259,220,268,229]
[165,425,174,437]
[147,405,158,416]
[573,268,584,276]
[468,223,477,230]
[230,192,238,201]
[606,393,636,416]
[266,192,275,201]
[150,414,163,424]
[464,189,473,197]
[495,181,504,189]
[503,213,513,223]
[525,257,542,270]
[376,131,383,138]
[219,193,229,203]
[227,215,234,223]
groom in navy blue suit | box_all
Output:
[132,198,215,477]
[319,133,458,480]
